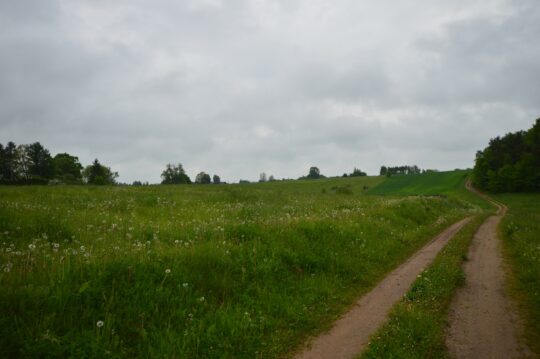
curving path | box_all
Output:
[446,182,530,358]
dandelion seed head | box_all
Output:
[165,268,171,274]
[96,320,104,328]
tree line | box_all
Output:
[160,163,222,185]
[379,165,422,176]
[0,141,117,185]
[473,118,540,192]
[2,140,441,186]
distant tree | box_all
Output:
[14,145,32,182]
[268,175,275,182]
[0,142,18,183]
[259,172,267,182]
[132,180,143,186]
[212,174,221,184]
[380,165,422,177]
[161,163,191,184]
[342,173,348,177]
[83,159,118,185]
[52,153,83,184]
[307,166,321,179]
[239,179,250,184]
[350,167,367,177]
[26,142,53,183]
[195,171,211,184]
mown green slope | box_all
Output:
[368,170,469,196]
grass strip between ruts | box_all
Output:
[359,214,488,359]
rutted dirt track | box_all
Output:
[294,217,472,359]
[446,186,530,358]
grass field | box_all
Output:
[496,193,540,355]
[0,174,481,358]
[368,170,491,211]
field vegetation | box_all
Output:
[0,174,481,358]
[497,193,540,354]
[367,170,490,210]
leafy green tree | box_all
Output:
[307,166,321,179]
[83,159,118,185]
[379,166,387,176]
[212,174,221,184]
[52,153,83,184]
[195,172,211,184]
[161,163,191,184]
[259,172,267,182]
[26,142,53,183]
[0,142,19,183]
[350,167,367,177]
[473,118,540,192]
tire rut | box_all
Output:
[445,183,531,358]
[294,217,472,359]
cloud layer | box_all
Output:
[1,0,539,182]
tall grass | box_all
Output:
[0,177,479,358]
[497,193,540,355]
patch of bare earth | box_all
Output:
[446,193,531,358]
[294,217,471,359]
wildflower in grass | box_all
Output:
[198,296,205,302]
[28,244,36,251]
[3,263,12,272]
[165,268,171,274]
[96,320,104,328]
[182,282,188,288]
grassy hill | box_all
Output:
[368,170,470,196]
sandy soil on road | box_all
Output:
[294,217,472,359]
[446,198,531,358]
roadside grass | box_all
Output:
[0,177,478,358]
[496,193,540,355]
[359,214,488,359]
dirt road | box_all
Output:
[294,217,471,359]
[446,188,530,358]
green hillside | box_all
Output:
[368,170,470,196]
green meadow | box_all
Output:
[0,173,484,358]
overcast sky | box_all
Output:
[1,0,539,183]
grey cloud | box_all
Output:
[1,0,539,183]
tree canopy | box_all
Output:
[53,153,83,184]
[83,159,118,185]
[473,118,540,192]
[161,163,191,184]
[195,171,211,184]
